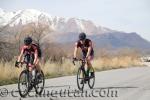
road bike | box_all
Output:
[17,58,45,97]
[73,58,95,90]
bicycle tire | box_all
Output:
[18,70,29,97]
[88,67,95,89]
[77,67,85,90]
[35,70,45,95]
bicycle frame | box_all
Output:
[73,59,87,76]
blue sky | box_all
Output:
[1,0,150,41]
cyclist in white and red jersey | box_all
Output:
[15,37,41,77]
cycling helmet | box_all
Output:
[24,37,32,45]
[79,32,86,40]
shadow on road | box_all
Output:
[93,86,139,89]
[44,85,71,89]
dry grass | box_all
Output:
[93,56,142,71]
[0,61,21,80]
[42,60,77,77]
[0,55,142,86]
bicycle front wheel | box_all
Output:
[77,67,85,90]
[18,70,29,97]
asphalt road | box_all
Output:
[1,66,150,100]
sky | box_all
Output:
[0,0,150,41]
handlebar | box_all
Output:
[72,58,86,65]
[17,61,28,67]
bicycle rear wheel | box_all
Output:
[35,70,45,95]
[18,70,29,97]
[77,67,85,90]
[88,67,95,89]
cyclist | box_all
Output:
[15,36,41,79]
[73,32,94,81]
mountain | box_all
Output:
[0,9,113,34]
[0,8,150,50]
[55,32,150,50]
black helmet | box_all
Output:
[79,32,86,40]
[24,37,32,45]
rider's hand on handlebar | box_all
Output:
[72,57,77,65]
[15,61,19,68]
[73,57,77,61]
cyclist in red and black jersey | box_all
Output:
[15,37,41,75]
[73,32,94,77]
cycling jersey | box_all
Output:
[21,44,38,57]
[21,44,40,64]
[76,39,94,58]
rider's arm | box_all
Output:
[17,47,24,62]
[74,42,78,58]
[86,41,93,58]
[33,49,38,65]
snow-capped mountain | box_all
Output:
[0,8,112,35]
[0,8,150,50]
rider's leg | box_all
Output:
[33,58,44,84]
[86,60,92,76]
[86,55,94,76]
[80,58,92,83]
[28,64,35,81]
[34,58,41,73]
[87,55,93,68]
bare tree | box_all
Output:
[30,22,50,44]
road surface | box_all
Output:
[1,66,150,100]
